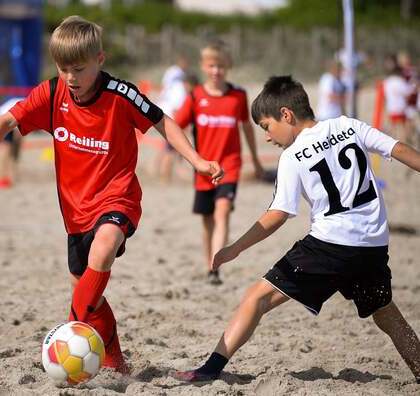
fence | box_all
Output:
[104,24,420,80]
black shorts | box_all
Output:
[263,235,392,318]
[193,183,237,215]
[67,211,136,276]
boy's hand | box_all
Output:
[253,160,265,179]
[212,246,239,270]
[195,159,224,184]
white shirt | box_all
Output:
[269,116,398,247]
[158,65,187,118]
[317,73,345,121]
[383,75,413,116]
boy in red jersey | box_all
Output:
[175,41,264,285]
[0,16,223,374]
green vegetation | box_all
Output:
[45,0,420,33]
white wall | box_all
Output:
[175,0,288,15]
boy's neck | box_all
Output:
[294,119,317,137]
[203,80,228,96]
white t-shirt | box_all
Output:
[317,73,345,121]
[158,65,187,118]
[269,116,398,247]
[383,75,413,116]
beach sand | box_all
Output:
[0,84,419,395]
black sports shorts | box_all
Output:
[193,183,237,215]
[263,235,392,318]
[67,211,136,276]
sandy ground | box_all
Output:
[0,84,420,395]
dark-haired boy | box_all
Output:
[171,75,420,383]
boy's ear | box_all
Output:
[97,51,105,66]
[281,107,295,124]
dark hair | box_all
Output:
[251,76,314,124]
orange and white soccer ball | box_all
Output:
[42,321,105,384]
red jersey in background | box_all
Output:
[175,83,249,190]
[10,71,163,234]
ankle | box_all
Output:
[196,352,228,376]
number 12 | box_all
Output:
[309,143,377,216]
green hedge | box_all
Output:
[45,0,420,33]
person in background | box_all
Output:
[316,60,346,121]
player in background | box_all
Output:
[175,41,265,285]
[171,76,420,383]
[0,16,223,373]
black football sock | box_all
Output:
[196,352,228,376]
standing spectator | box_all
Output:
[317,60,346,121]
[155,54,191,182]
[383,56,414,144]
[0,97,23,188]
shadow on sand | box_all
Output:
[289,366,392,383]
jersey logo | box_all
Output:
[60,102,69,112]
[53,127,110,154]
[107,79,150,114]
[198,98,209,107]
[197,113,236,128]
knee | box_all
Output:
[241,284,271,314]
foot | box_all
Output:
[207,270,222,285]
[103,354,131,375]
[170,369,220,383]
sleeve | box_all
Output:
[268,152,302,217]
[8,81,51,135]
[174,94,194,129]
[354,118,398,160]
[127,92,164,134]
[238,91,250,122]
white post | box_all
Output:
[342,0,356,117]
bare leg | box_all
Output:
[211,198,232,264]
[372,301,420,380]
[215,280,289,358]
[171,280,289,382]
[202,214,214,270]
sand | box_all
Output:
[0,84,419,395]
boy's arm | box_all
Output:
[0,112,18,141]
[242,120,265,178]
[155,114,224,183]
[212,209,288,270]
[391,142,420,172]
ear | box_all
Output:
[97,51,106,66]
[281,107,295,124]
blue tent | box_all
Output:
[0,0,43,91]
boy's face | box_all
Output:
[56,52,105,102]
[258,110,295,149]
[200,55,229,85]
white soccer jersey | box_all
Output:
[269,116,398,247]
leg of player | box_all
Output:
[202,214,214,268]
[372,301,420,382]
[70,223,128,373]
[209,198,231,285]
[171,280,289,382]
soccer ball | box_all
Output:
[42,321,105,384]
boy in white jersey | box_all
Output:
[171,76,420,384]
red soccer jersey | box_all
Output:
[175,83,249,190]
[10,71,163,234]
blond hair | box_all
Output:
[200,40,232,68]
[49,15,103,65]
